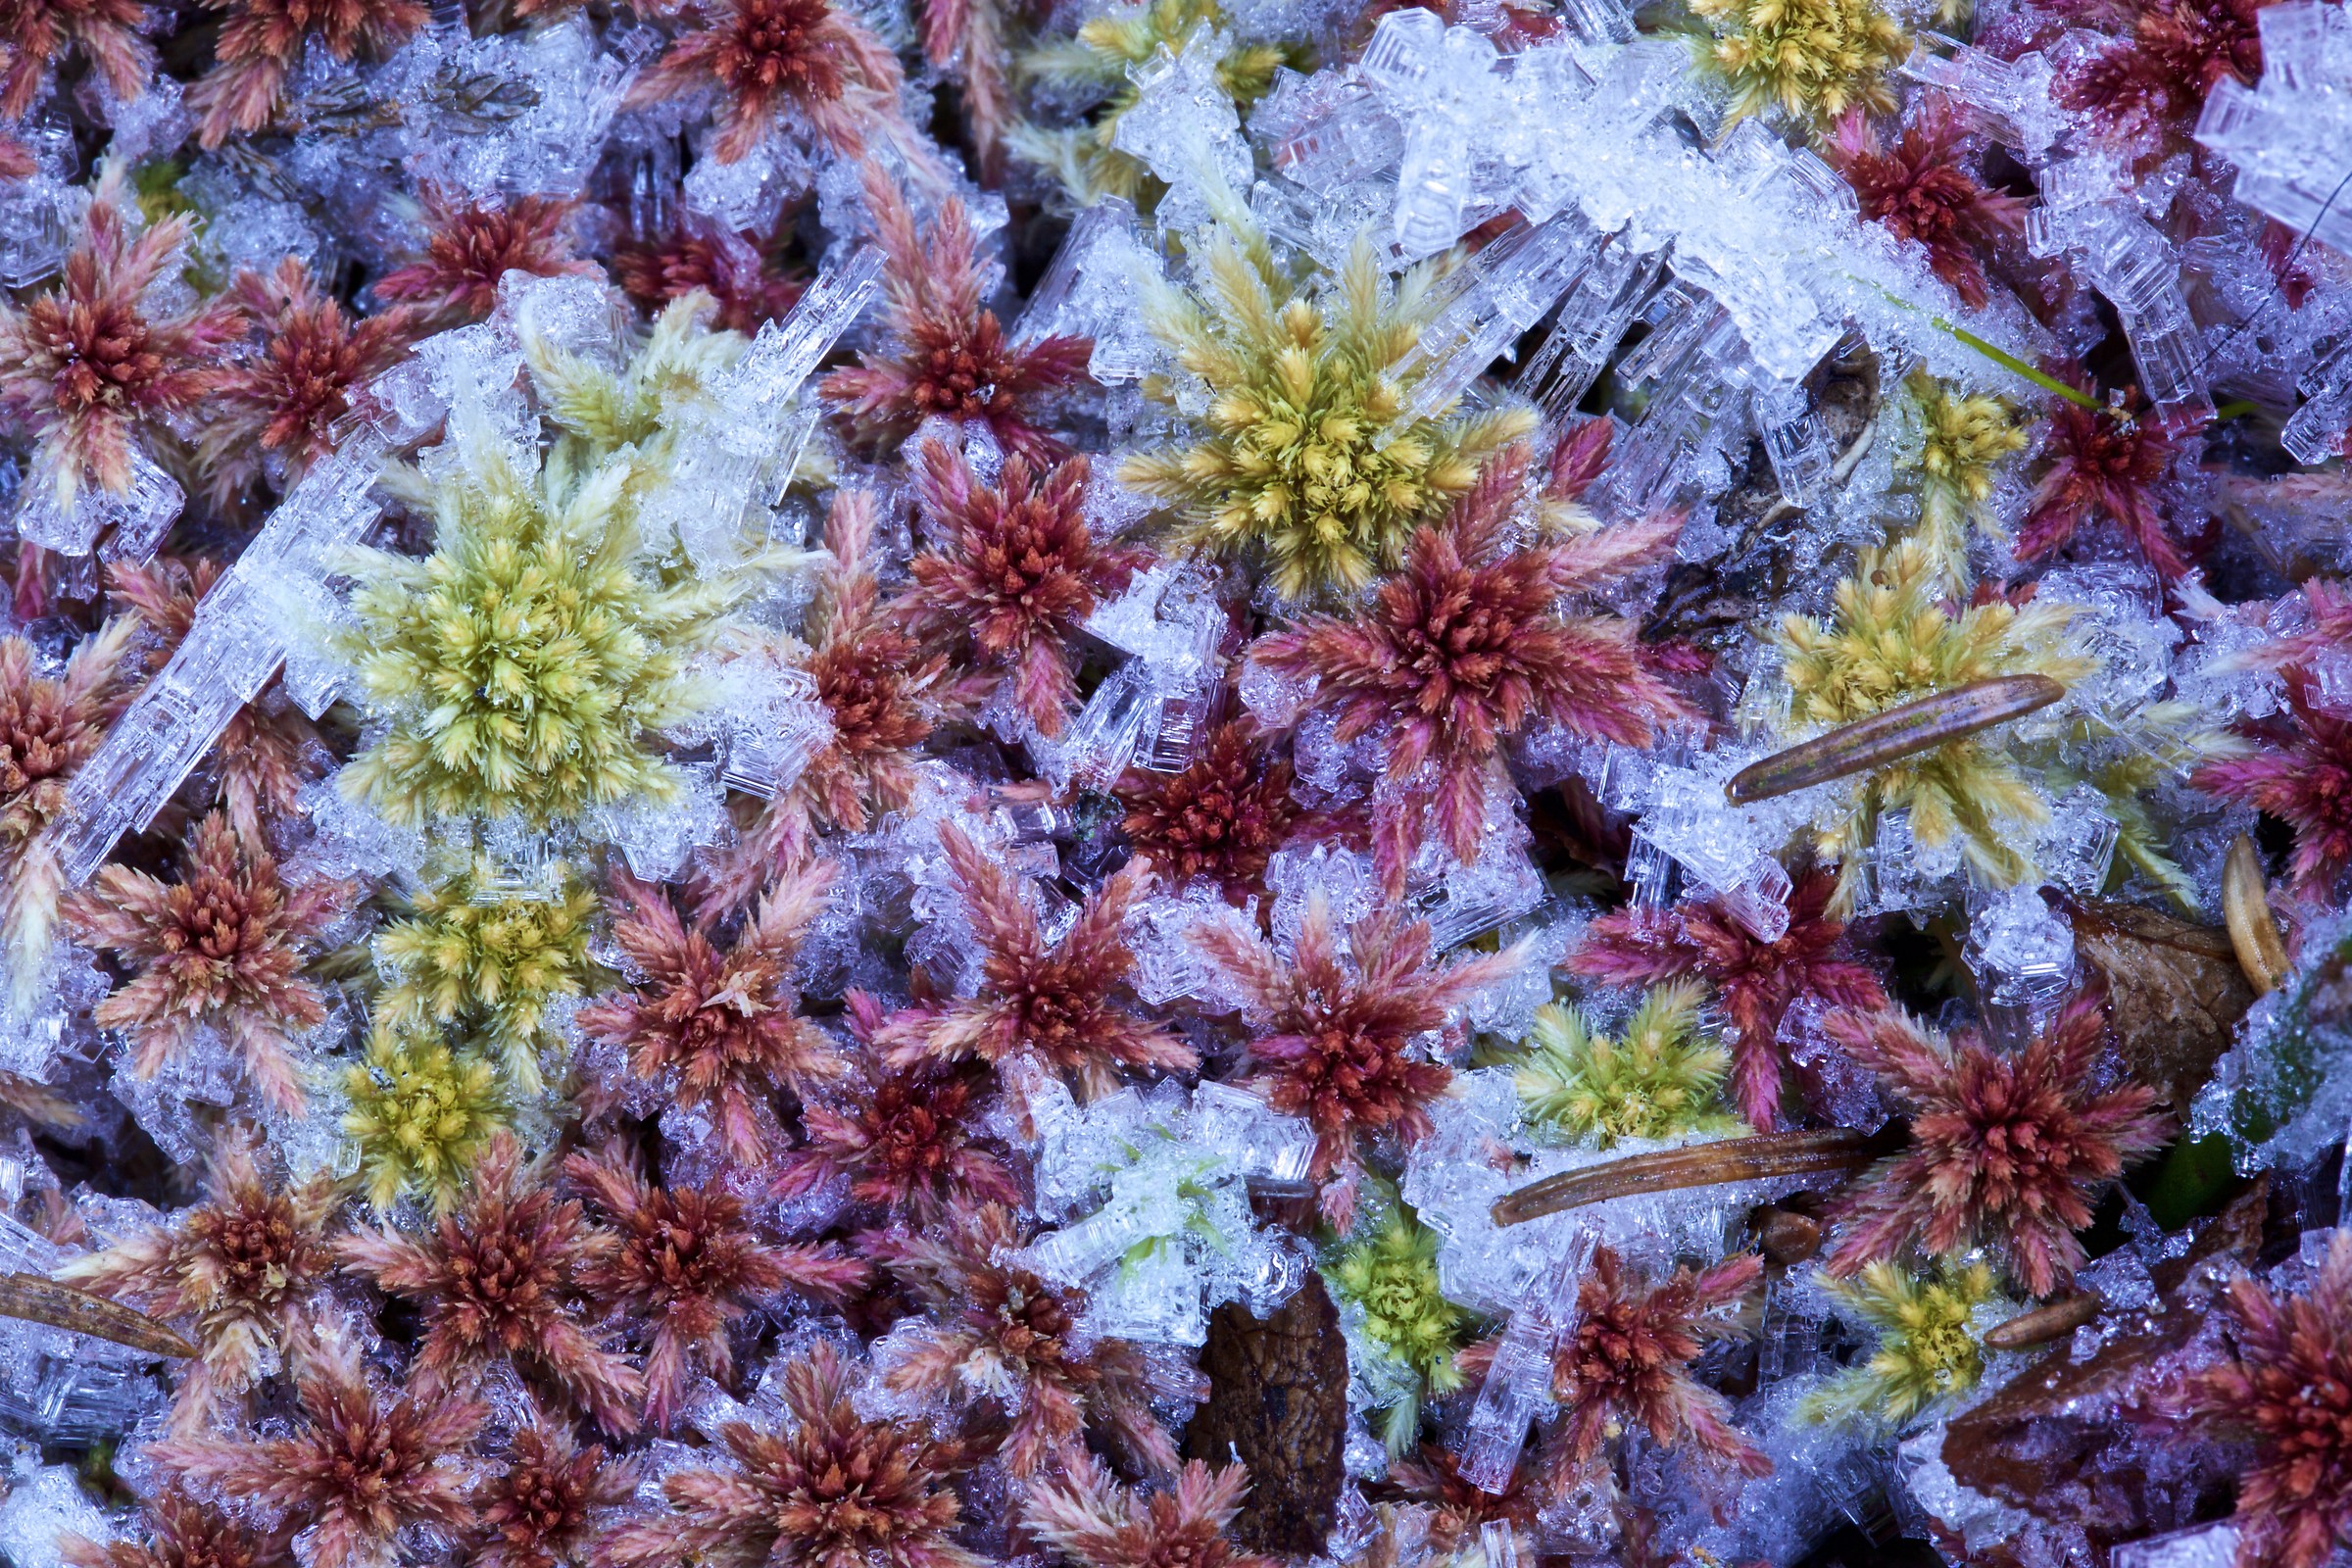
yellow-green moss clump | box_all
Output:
[1118,212,1532,598]
[1514,982,1745,1147]
[370,857,602,1093]
[341,1017,509,1211]
[1325,1203,1473,1451]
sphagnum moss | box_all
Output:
[1513,982,1746,1148]
[1691,0,1909,132]
[1801,1259,2001,1428]
[338,432,740,830]
[1764,536,2230,909]
[370,857,602,1094]
[1904,369,2029,593]
[1117,212,1534,599]
[1325,1202,1472,1451]
[1766,537,2092,906]
[341,297,783,834]
[340,1016,509,1212]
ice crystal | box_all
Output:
[106,556,327,839]
[1013,0,1298,207]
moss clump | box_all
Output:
[1118,211,1533,599]
[1801,1259,2000,1428]
[1691,0,1908,131]
[371,857,602,1093]
[1514,982,1744,1147]
[1767,539,2089,905]
[341,1017,508,1211]
[1325,1203,1471,1451]
[340,432,741,829]
[343,297,794,831]
[1903,370,2029,593]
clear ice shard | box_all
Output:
[0,1462,117,1567]
[2282,336,2352,465]
[2107,1525,2241,1568]
[1110,26,1254,237]
[1964,883,2078,1043]
[1629,767,1793,942]
[2195,3,2352,256]
[1390,214,1601,421]
[11,443,183,562]
[0,173,82,291]
[47,436,391,886]
[2025,159,2213,423]
[1897,33,2063,156]
[1514,238,1666,431]
[645,246,885,567]
[1007,1074,1314,1347]
[1005,197,1160,384]
[1456,1229,1594,1492]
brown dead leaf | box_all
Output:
[1183,1273,1350,1554]
[2063,896,2255,1111]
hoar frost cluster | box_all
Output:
[0,0,2346,1564]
